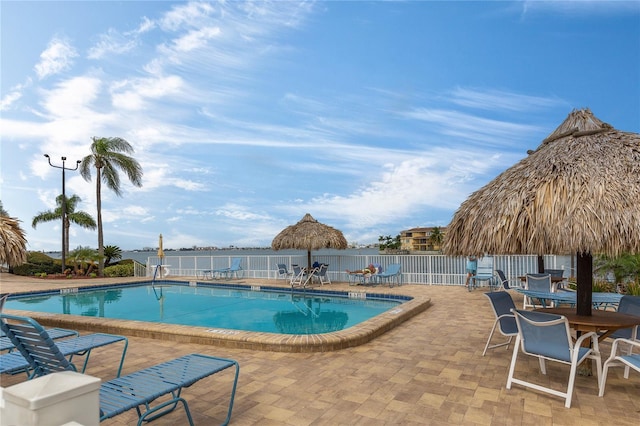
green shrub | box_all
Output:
[624,281,640,296]
[104,263,134,277]
[592,280,615,293]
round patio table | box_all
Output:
[534,307,640,376]
[536,307,640,340]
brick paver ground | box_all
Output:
[1,273,638,425]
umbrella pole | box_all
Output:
[537,255,545,273]
[307,251,312,270]
[576,252,593,316]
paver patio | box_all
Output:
[1,273,638,425]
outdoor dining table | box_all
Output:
[533,306,640,376]
[518,275,568,292]
[516,289,622,310]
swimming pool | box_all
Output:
[3,281,407,335]
[3,279,430,352]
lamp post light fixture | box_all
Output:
[44,154,81,274]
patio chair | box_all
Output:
[470,256,496,291]
[290,264,315,288]
[507,309,602,408]
[0,313,128,379]
[605,295,640,377]
[523,273,553,308]
[598,338,640,396]
[0,313,239,426]
[276,263,294,281]
[212,257,243,279]
[312,264,331,285]
[374,263,402,287]
[495,269,521,291]
[610,295,640,340]
[482,292,518,356]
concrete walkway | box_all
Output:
[1,273,638,425]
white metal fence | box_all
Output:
[139,254,575,286]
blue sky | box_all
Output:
[1,1,639,252]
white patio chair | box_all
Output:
[599,338,640,396]
[507,309,602,408]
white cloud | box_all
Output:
[87,28,139,59]
[173,26,221,52]
[110,75,184,110]
[448,87,565,112]
[160,1,215,31]
[135,17,155,34]
[215,203,271,221]
[0,90,22,111]
[34,38,78,79]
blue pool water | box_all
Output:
[4,282,407,335]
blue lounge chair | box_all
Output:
[1,326,79,352]
[0,314,128,379]
[1,313,239,426]
[374,263,402,287]
[212,257,243,279]
[1,293,79,352]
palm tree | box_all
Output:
[32,194,96,264]
[0,201,28,268]
[68,246,100,276]
[428,227,444,251]
[80,137,143,276]
[104,245,123,267]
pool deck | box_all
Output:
[1,272,639,425]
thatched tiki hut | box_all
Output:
[443,108,640,316]
[0,215,28,268]
[272,213,348,269]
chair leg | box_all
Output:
[483,321,513,356]
[599,360,611,397]
[538,357,547,375]
[565,362,578,408]
[505,335,521,389]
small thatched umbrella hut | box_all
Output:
[272,213,348,269]
[443,108,640,316]
[0,215,28,268]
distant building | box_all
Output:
[400,227,447,252]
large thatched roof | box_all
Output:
[0,215,28,267]
[272,213,348,251]
[443,108,640,258]
[272,213,347,268]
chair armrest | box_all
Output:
[610,338,640,355]
[574,331,599,349]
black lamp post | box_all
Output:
[45,154,81,274]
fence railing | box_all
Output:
[140,254,575,286]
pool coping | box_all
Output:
[2,279,432,352]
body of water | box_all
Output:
[46,248,380,265]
